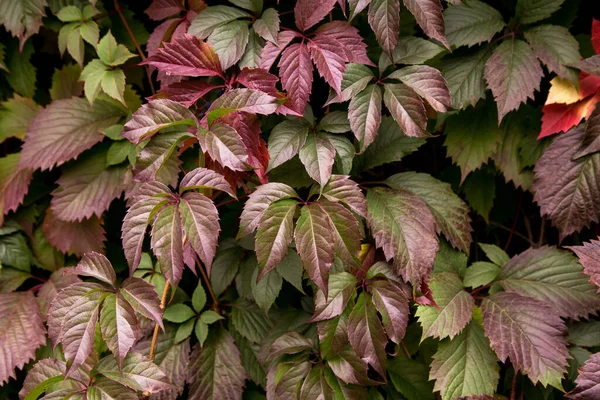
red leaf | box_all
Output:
[308,36,347,95]
[141,34,222,78]
[259,31,300,71]
[73,252,117,288]
[592,18,600,55]
[279,43,314,114]
[403,0,449,49]
[149,81,221,107]
[294,0,338,32]
[43,210,106,256]
[180,167,236,197]
[236,68,279,95]
[368,0,400,55]
[315,22,373,66]
[539,93,600,138]
[145,0,185,20]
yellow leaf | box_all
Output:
[546,77,582,105]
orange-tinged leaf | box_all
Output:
[539,93,600,138]
[545,77,582,105]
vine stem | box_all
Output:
[148,280,171,361]
[113,0,156,94]
[510,371,519,400]
[196,255,219,311]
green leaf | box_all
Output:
[200,310,224,324]
[0,233,31,272]
[267,119,309,171]
[189,5,251,39]
[163,304,195,323]
[57,5,82,22]
[275,251,305,294]
[326,63,374,105]
[252,266,283,312]
[299,132,336,187]
[97,31,137,66]
[96,352,173,393]
[0,43,8,72]
[416,272,474,340]
[463,262,500,288]
[80,59,127,105]
[239,30,264,69]
[106,140,136,166]
[430,319,500,400]
[5,40,36,97]
[388,356,435,400]
[381,37,445,69]
[231,0,263,13]
[210,245,243,297]
[175,319,195,343]
[253,8,279,43]
[383,83,428,138]
[231,298,272,343]
[0,95,40,144]
[478,243,509,266]
[192,284,207,313]
[568,321,600,347]
[317,308,350,358]
[79,20,100,47]
[19,359,69,400]
[461,167,496,223]
[444,0,505,48]
[311,271,357,322]
[99,293,140,368]
[0,0,45,52]
[440,48,490,110]
[433,240,468,277]
[50,63,83,101]
[208,20,250,70]
[256,199,297,277]
[325,134,355,175]
[516,0,565,25]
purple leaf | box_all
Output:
[0,291,47,384]
[383,83,428,138]
[196,123,248,171]
[319,200,362,268]
[208,88,278,120]
[267,332,315,361]
[327,348,376,386]
[180,167,236,197]
[368,0,400,54]
[482,292,569,388]
[259,31,300,71]
[141,34,222,77]
[348,84,383,152]
[567,352,600,399]
[145,0,185,20]
[294,0,338,32]
[96,352,174,393]
[403,0,449,49]
[236,67,279,95]
[266,119,309,172]
[279,42,314,114]
[72,252,117,288]
[19,98,123,171]
[0,154,33,219]
[266,360,311,398]
[151,203,185,286]
[308,35,347,95]
[18,359,74,400]
[122,99,199,144]
[310,272,357,322]
[100,292,140,369]
[87,379,138,400]
[42,210,106,256]
[149,81,221,108]
[388,65,451,112]
[179,192,220,274]
[317,310,349,358]
[322,175,368,218]
[133,131,188,186]
[37,269,81,318]
[120,277,164,329]
[315,22,373,66]
[370,279,410,344]
[569,239,600,292]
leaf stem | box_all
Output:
[196,255,219,311]
[504,195,522,251]
[510,370,519,400]
[113,0,156,95]
[489,221,535,247]
[148,280,171,361]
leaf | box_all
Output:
[568,352,600,399]
[441,48,490,109]
[370,279,409,343]
[570,55,600,77]
[276,251,305,294]
[388,65,451,112]
[516,0,565,25]
[481,292,569,388]
[383,83,428,138]
[209,88,277,121]
[208,20,249,70]
[308,36,347,95]
[145,0,185,20]
[267,120,309,171]
[386,37,445,66]
[0,95,40,144]
[444,100,503,182]
[386,172,472,254]
[326,63,374,105]
[496,246,600,319]
[237,182,299,239]
[122,99,198,144]
[197,123,248,171]
[0,0,45,49]
[463,262,500,288]
[72,252,117,288]
[4,41,36,97]
[120,277,164,328]
[256,199,297,277]
[279,43,313,113]
[37,269,80,317]
[568,321,600,347]
[294,202,335,294]
[299,133,336,187]
[259,30,300,71]
[188,5,250,39]
[87,379,138,400]
[210,245,243,296]
[141,34,222,77]
[524,25,581,85]
[444,0,505,48]
[42,210,106,256]
[315,21,373,66]
[150,81,221,108]
[570,239,600,292]
[180,167,235,197]
[319,200,362,268]
[366,187,439,286]
[19,98,123,171]
[430,319,500,400]
[0,233,31,272]
[100,293,140,368]
[484,39,543,122]
[368,0,400,54]
[294,0,337,31]
[164,304,195,323]
[18,359,70,400]
[416,272,474,340]
[0,291,46,384]
[532,127,600,241]
[254,8,279,43]
[388,356,435,400]
[151,203,185,285]
[97,31,136,66]
[347,292,387,377]
[403,0,449,48]
[575,102,600,159]
[311,272,357,322]
[252,267,282,312]
[97,352,173,393]
[231,299,272,342]
[461,167,496,222]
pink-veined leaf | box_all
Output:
[149,81,221,108]
[259,30,300,71]
[308,35,347,95]
[315,22,373,66]
[179,192,220,274]
[18,359,76,400]
[383,83,429,137]
[482,292,569,388]
[196,123,249,171]
[100,292,140,369]
[208,88,278,122]
[237,182,299,238]
[294,0,338,32]
[19,98,123,171]
[0,291,46,384]
[42,210,106,256]
[180,167,236,197]
[569,239,600,292]
[122,99,198,144]
[151,202,185,286]
[370,279,410,343]
[388,65,451,112]
[567,352,600,399]
[349,84,382,152]
[120,277,164,329]
[132,131,189,186]
[368,0,400,55]
[72,252,117,288]
[299,133,336,187]
[319,200,362,268]
[253,8,280,43]
[141,34,222,77]
[96,352,173,393]
[294,202,335,295]
[278,42,314,114]
[37,269,81,318]
[322,175,368,218]
[236,67,279,95]
[403,0,449,48]
[0,154,33,219]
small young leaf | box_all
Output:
[164,304,195,323]
[192,284,207,313]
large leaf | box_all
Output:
[315,21,372,66]
[279,43,313,113]
[120,277,164,328]
[19,98,123,170]
[72,252,117,288]
[348,84,382,152]
[294,0,337,32]
[150,202,185,285]
[294,202,335,295]
[403,0,449,48]
[430,319,499,400]
[516,0,565,25]
[484,39,543,122]
[370,279,410,344]
[180,167,236,197]
[443,1,505,48]
[495,246,600,319]
[321,175,368,218]
[0,154,33,218]
[347,292,387,377]
[188,5,250,39]
[299,133,336,187]
[99,292,140,369]
[366,187,438,286]
[311,272,357,322]
[0,95,40,144]
[416,272,474,340]
[0,0,45,49]
[386,172,472,254]
[196,123,248,171]
[481,292,569,388]
[42,210,106,256]
[308,35,347,95]
[208,88,277,121]
[231,299,272,343]
[256,198,297,277]
[0,291,46,384]
[18,359,73,400]
[319,200,362,268]
[532,127,600,241]
[568,352,600,399]
[96,352,173,393]
[383,83,428,138]
[253,8,279,43]
[368,0,400,54]
[441,48,490,110]
[186,329,246,399]
[207,20,249,70]
[267,119,309,171]
[388,65,451,112]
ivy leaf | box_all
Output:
[484,39,543,122]
[444,1,505,48]
[0,0,45,50]
[256,199,297,277]
[141,34,222,77]
[151,202,185,286]
[0,95,40,144]
[42,210,106,256]
[99,293,140,369]
[19,98,123,171]
[299,133,336,187]
[403,0,449,49]
[0,291,46,384]
[188,5,250,39]
[416,272,474,340]
[267,119,309,171]
[368,0,400,54]
[515,0,565,25]
[348,292,387,377]
[430,319,500,400]
[383,83,428,137]
[120,278,164,329]
[524,25,581,85]
[568,352,600,399]
[122,99,198,144]
[441,48,490,110]
[482,292,569,388]
[253,8,279,43]
[294,0,337,32]
[179,192,220,273]
[294,202,335,295]
[495,246,600,319]
[388,65,451,112]
[366,187,439,286]
[311,272,357,322]
[208,20,249,70]
[97,352,173,393]
[532,127,600,241]
[349,84,383,152]
[279,42,314,113]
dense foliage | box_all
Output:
[2,0,600,399]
